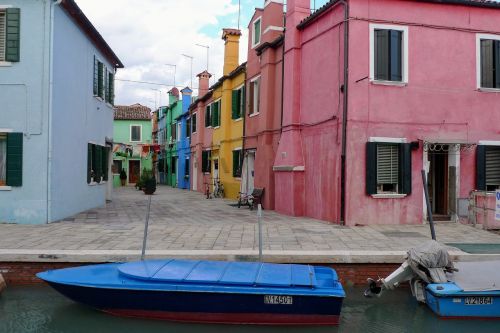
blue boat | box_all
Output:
[37,259,345,325]
[425,260,500,319]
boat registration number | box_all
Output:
[264,295,293,305]
[464,297,493,305]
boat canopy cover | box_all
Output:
[407,240,455,283]
[118,259,319,288]
[448,261,500,292]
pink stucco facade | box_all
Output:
[243,1,285,210]
[275,0,500,225]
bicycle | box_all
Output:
[237,192,254,210]
[213,178,224,198]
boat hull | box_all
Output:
[48,281,343,325]
[426,290,500,319]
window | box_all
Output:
[478,36,500,89]
[232,149,242,178]
[205,105,211,128]
[185,157,190,177]
[370,24,408,83]
[0,132,23,187]
[177,122,181,141]
[232,85,245,120]
[202,150,211,173]
[252,17,262,48]
[366,141,411,195]
[112,160,122,174]
[171,122,176,142]
[0,8,20,63]
[130,125,142,142]
[171,156,177,174]
[93,56,115,104]
[186,117,191,138]
[191,112,197,134]
[476,145,500,191]
[87,143,108,184]
[249,78,260,115]
[211,100,221,127]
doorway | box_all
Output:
[214,158,219,180]
[428,150,449,218]
[193,154,198,191]
[244,151,255,195]
[128,160,140,184]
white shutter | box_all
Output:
[0,11,6,61]
[377,144,399,185]
[486,147,500,186]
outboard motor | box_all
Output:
[364,240,456,302]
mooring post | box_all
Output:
[141,195,153,261]
[258,204,263,262]
[421,170,437,241]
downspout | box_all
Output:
[47,0,61,223]
[241,70,247,193]
[340,0,349,225]
[280,15,286,130]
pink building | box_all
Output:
[242,0,285,209]
[275,0,500,225]
[189,71,213,195]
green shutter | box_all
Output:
[103,67,108,102]
[6,132,22,186]
[366,142,377,195]
[205,105,210,127]
[97,62,104,98]
[109,72,115,105]
[211,104,216,127]
[87,143,92,184]
[232,90,238,119]
[5,8,20,62]
[102,147,109,181]
[93,56,99,96]
[242,86,246,117]
[217,101,221,126]
[477,145,487,191]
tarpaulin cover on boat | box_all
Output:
[447,261,500,292]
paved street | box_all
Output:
[1,186,500,263]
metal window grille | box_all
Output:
[377,144,399,186]
[486,147,500,188]
[0,11,5,61]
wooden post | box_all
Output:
[0,273,6,294]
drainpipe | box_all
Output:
[241,70,247,193]
[339,0,349,225]
[46,0,61,223]
[280,15,286,130]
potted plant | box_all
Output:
[139,168,156,195]
[119,169,127,186]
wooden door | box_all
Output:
[129,160,140,184]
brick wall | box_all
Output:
[0,262,401,287]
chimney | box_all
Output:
[222,28,242,75]
[168,87,179,104]
[181,87,193,111]
[196,70,212,97]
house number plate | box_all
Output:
[464,297,493,305]
[264,295,293,305]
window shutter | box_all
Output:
[486,147,500,187]
[192,114,196,133]
[205,105,210,127]
[232,151,238,177]
[390,30,403,82]
[5,8,20,62]
[103,67,108,102]
[109,72,114,105]
[495,41,500,89]
[366,142,377,195]
[87,143,92,184]
[202,151,207,172]
[374,29,389,81]
[400,143,412,195]
[0,12,6,61]
[102,147,109,181]
[481,40,494,89]
[232,89,238,119]
[242,86,246,117]
[186,117,191,137]
[217,101,221,126]
[476,145,486,191]
[6,132,22,187]
[93,56,99,96]
[211,104,217,127]
[97,62,104,98]
[96,145,103,183]
[377,144,399,185]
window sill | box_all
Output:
[88,181,107,186]
[233,118,243,122]
[94,96,104,102]
[213,126,220,129]
[0,186,12,191]
[370,80,407,87]
[371,193,407,199]
[477,87,500,93]
[249,112,260,118]
[0,61,13,67]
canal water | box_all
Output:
[0,286,498,333]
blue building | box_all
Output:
[0,0,123,224]
[177,87,193,190]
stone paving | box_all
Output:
[0,186,499,257]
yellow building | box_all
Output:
[210,29,246,199]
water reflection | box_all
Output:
[1,286,499,333]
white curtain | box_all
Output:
[0,138,6,184]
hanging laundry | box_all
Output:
[141,145,150,158]
[132,145,141,157]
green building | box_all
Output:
[160,88,182,186]
[112,104,153,187]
